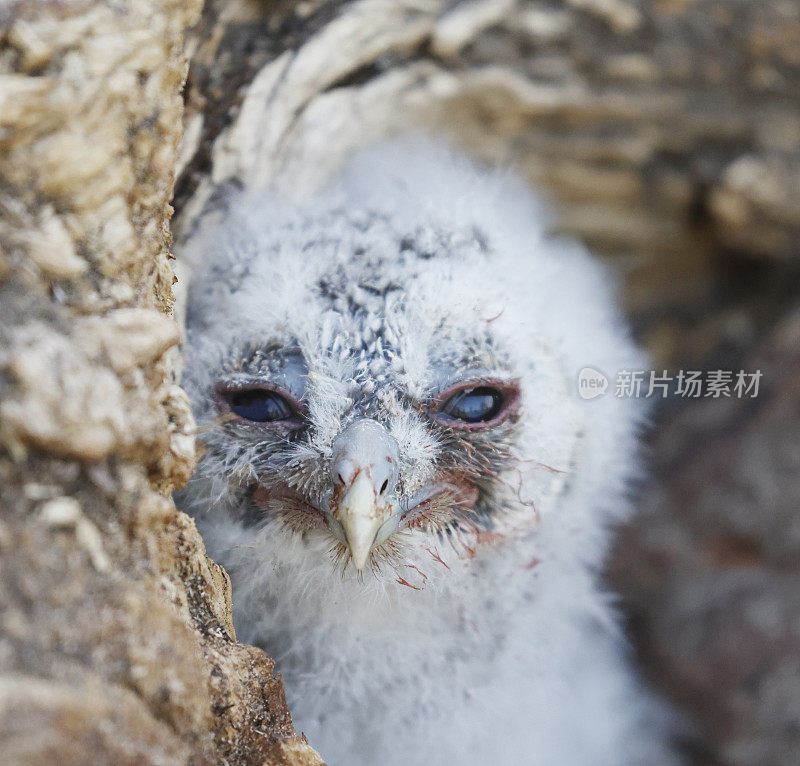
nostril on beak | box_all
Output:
[337,473,346,486]
[380,479,388,495]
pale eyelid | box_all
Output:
[228,350,308,402]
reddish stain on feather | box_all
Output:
[406,564,428,582]
[535,461,565,474]
[425,547,449,569]
[396,577,421,590]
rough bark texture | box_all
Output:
[2,1,800,765]
[0,2,321,764]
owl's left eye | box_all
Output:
[430,379,521,430]
[215,384,305,429]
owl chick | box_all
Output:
[178,143,677,765]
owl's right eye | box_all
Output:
[215,384,306,429]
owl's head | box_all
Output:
[180,145,645,586]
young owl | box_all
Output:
[178,144,677,765]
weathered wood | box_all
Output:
[0,2,321,764]
[2,0,800,764]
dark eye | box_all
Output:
[430,379,521,430]
[440,387,503,423]
[216,385,304,427]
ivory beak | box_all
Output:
[328,418,400,571]
[333,469,391,571]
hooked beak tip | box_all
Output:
[350,546,371,572]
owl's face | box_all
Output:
[181,148,643,600]
[184,205,538,574]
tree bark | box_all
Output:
[0,2,321,764]
[2,1,800,765]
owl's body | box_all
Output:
[179,145,675,765]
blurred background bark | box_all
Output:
[2,1,800,764]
